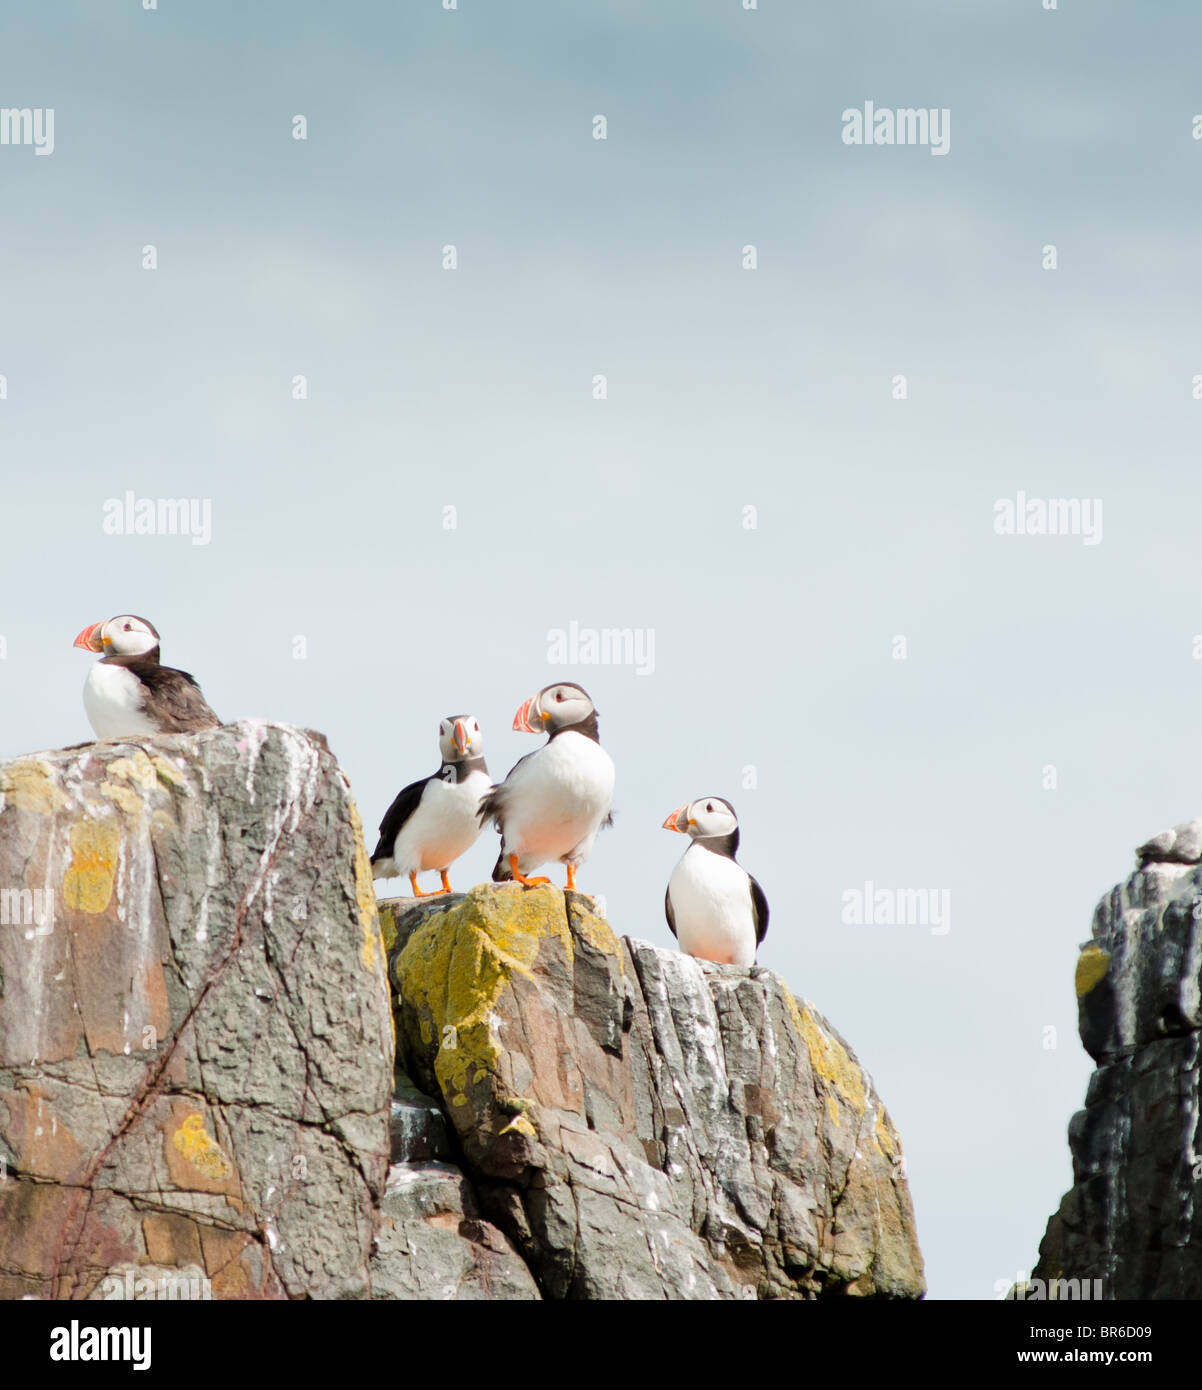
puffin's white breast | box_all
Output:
[669,845,758,967]
[391,769,491,874]
[83,663,158,739]
[503,732,614,864]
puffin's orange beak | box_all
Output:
[662,805,689,832]
[453,719,469,755]
[73,621,104,653]
[512,696,538,733]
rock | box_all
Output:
[390,1071,453,1164]
[1032,825,1202,1299]
[389,884,925,1299]
[379,893,467,977]
[0,722,394,1300]
[1136,816,1202,866]
[370,1162,541,1300]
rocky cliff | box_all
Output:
[1033,818,1202,1299]
[381,886,925,1299]
[0,723,394,1299]
[0,729,924,1300]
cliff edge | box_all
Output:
[1032,818,1202,1299]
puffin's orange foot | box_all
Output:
[409,872,449,899]
[508,855,550,888]
[565,865,577,892]
[439,870,454,894]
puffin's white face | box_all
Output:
[72,615,161,658]
[663,797,739,840]
[439,715,482,762]
[102,615,160,657]
[513,683,596,734]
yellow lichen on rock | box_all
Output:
[785,990,867,1123]
[0,761,68,816]
[150,755,187,789]
[171,1113,233,1180]
[569,894,624,974]
[348,798,387,974]
[1075,944,1110,998]
[62,817,121,914]
[100,751,178,814]
[376,903,399,957]
[348,797,393,1060]
[99,780,144,817]
[396,883,570,1108]
[107,750,159,793]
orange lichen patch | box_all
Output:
[170,1112,234,1184]
[62,818,121,914]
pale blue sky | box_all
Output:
[3,0,1201,1299]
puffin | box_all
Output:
[479,682,614,891]
[662,797,768,967]
[73,615,220,739]
[371,716,492,898]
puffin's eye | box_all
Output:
[473,721,479,731]
[123,623,132,632]
[706,803,714,812]
[555,691,564,702]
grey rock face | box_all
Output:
[0,723,394,1299]
[370,1161,541,1301]
[371,1063,540,1299]
[390,1073,454,1165]
[1033,820,1202,1299]
[388,885,925,1299]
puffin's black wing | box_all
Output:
[138,664,220,732]
[749,874,769,946]
[664,885,677,940]
[371,774,433,865]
